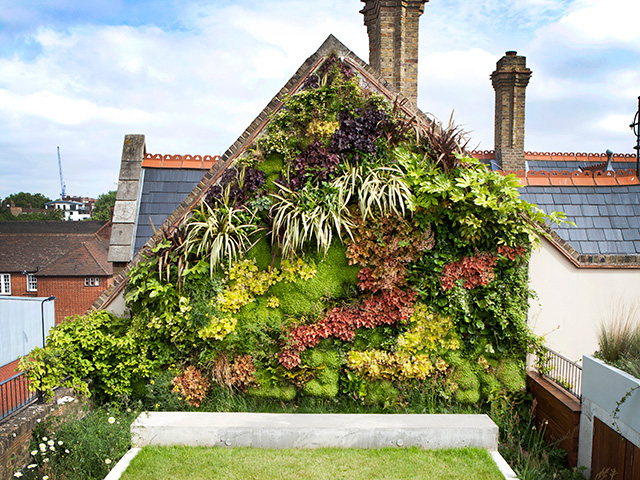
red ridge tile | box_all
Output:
[182,154,203,169]
[549,170,572,186]
[527,170,550,186]
[593,171,617,186]
[570,171,595,186]
[142,153,163,168]
[162,155,183,168]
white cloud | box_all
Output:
[0,90,153,125]
[418,48,498,150]
[0,0,638,199]
[554,0,640,47]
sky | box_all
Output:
[1,0,639,201]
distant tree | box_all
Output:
[2,192,51,209]
[0,209,64,222]
[91,190,117,221]
[14,210,64,221]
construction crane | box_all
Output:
[57,146,66,199]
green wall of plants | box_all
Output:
[21,55,565,410]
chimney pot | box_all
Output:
[506,51,517,56]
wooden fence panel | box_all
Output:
[526,371,581,467]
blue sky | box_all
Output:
[1,0,638,201]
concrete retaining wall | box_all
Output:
[132,412,499,451]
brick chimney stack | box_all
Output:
[491,51,532,171]
[360,0,428,106]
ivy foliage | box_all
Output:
[22,54,565,410]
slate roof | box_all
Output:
[520,185,640,256]
[134,167,211,253]
[471,150,640,264]
[0,221,113,276]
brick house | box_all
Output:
[0,221,113,325]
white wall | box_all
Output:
[528,238,640,363]
[0,297,55,367]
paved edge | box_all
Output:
[104,447,517,480]
[490,450,519,479]
[104,447,141,480]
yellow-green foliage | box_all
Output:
[347,350,441,382]
[217,257,317,314]
[346,306,456,384]
[197,313,237,341]
[398,304,460,355]
[307,120,339,138]
[247,370,297,401]
[280,257,317,282]
[217,259,275,313]
[364,380,399,407]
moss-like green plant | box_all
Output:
[479,371,503,400]
[451,358,480,405]
[363,380,399,407]
[301,351,341,399]
[268,240,357,316]
[243,235,273,270]
[495,359,525,394]
[303,369,339,398]
[247,370,297,401]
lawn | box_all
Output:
[119,446,505,480]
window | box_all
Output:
[27,274,37,292]
[0,274,10,295]
[84,277,100,287]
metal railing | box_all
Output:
[534,346,582,400]
[0,372,38,421]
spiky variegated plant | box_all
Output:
[182,201,263,274]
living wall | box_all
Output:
[21,55,564,409]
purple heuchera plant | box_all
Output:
[289,141,340,189]
[328,107,386,158]
[206,166,266,207]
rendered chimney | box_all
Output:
[491,51,532,171]
[360,0,429,106]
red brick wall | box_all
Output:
[3,274,38,298]
[0,359,21,384]
[37,277,111,324]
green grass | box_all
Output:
[119,446,504,480]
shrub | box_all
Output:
[19,311,152,401]
[596,300,640,378]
